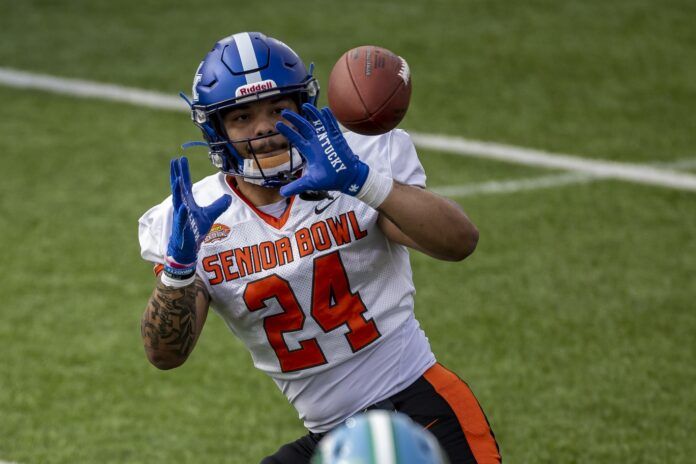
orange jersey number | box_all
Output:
[243,251,381,372]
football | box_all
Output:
[327,45,412,135]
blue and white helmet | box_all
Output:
[312,411,450,464]
[189,32,319,187]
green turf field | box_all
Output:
[1,1,695,463]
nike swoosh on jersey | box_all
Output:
[314,195,337,214]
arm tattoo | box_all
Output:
[141,278,208,357]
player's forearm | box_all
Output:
[378,182,479,261]
[140,277,207,370]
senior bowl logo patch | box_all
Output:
[204,223,231,244]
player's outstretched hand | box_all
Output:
[165,157,231,275]
[275,104,370,198]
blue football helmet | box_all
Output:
[188,32,319,187]
[312,411,450,464]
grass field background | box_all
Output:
[1,0,695,463]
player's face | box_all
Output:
[222,96,298,159]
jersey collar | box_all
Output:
[225,175,295,230]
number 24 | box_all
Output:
[243,251,381,372]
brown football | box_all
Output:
[327,46,412,135]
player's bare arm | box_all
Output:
[141,276,210,369]
[376,182,479,261]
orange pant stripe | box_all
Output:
[424,363,501,463]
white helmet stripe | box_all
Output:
[233,32,263,84]
[369,411,397,464]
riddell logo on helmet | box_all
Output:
[235,80,278,97]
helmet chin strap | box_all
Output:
[242,147,303,186]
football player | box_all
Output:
[139,32,500,464]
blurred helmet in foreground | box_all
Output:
[312,411,449,464]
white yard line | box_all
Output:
[0,67,184,111]
[431,172,596,197]
[410,132,696,192]
[431,158,696,198]
[2,66,696,193]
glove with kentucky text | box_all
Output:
[164,157,231,287]
[275,104,393,207]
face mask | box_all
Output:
[242,147,304,186]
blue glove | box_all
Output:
[165,157,231,275]
[276,104,370,198]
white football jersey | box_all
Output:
[139,129,436,432]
